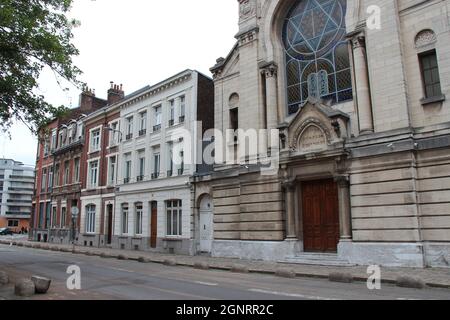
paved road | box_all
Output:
[1,245,449,300]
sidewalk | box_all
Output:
[2,238,449,289]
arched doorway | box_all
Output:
[198,195,213,253]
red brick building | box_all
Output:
[31,85,124,243]
[79,84,123,247]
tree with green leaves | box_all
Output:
[0,0,82,136]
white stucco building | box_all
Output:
[113,70,214,254]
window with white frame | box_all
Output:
[109,121,120,146]
[126,116,134,139]
[135,203,143,235]
[154,106,162,128]
[108,156,117,186]
[121,204,129,234]
[88,160,99,188]
[63,161,70,185]
[90,128,101,152]
[58,131,64,149]
[152,151,160,179]
[167,143,174,177]
[137,150,145,181]
[85,204,96,233]
[139,111,147,134]
[41,168,47,192]
[74,158,80,183]
[47,167,53,190]
[166,200,182,236]
[61,207,67,228]
[180,96,186,121]
[124,153,132,183]
[169,100,175,125]
[51,129,57,151]
[52,206,57,228]
[54,164,60,187]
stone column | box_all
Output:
[283,180,297,239]
[335,175,352,240]
[263,63,279,130]
[352,34,374,134]
[261,63,279,156]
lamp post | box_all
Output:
[104,125,123,143]
[71,206,79,252]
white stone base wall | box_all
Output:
[212,240,303,261]
[338,241,425,268]
[111,236,194,255]
[423,243,450,268]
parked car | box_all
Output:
[0,228,14,236]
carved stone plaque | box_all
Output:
[299,125,327,153]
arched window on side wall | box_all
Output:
[283,0,353,114]
[415,29,444,105]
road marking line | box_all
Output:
[248,288,338,300]
[194,281,218,287]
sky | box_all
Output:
[0,0,238,167]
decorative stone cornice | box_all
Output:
[236,26,259,46]
[119,72,192,110]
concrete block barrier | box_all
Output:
[0,271,9,285]
[117,254,128,260]
[31,276,51,294]
[15,279,35,297]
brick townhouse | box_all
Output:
[32,85,123,244]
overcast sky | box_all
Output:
[0,0,238,167]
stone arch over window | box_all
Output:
[229,93,240,108]
[229,93,239,131]
[282,0,353,114]
[415,29,437,49]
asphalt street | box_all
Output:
[1,245,450,300]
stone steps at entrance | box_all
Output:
[281,253,355,267]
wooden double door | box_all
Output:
[302,179,340,253]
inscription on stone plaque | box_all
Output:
[299,125,327,153]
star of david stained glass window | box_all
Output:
[283,0,353,114]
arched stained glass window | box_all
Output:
[283,0,353,114]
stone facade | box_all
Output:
[112,70,214,255]
[202,0,450,267]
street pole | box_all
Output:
[71,206,79,252]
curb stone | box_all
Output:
[275,269,296,278]
[194,262,210,270]
[329,272,353,283]
[396,276,426,289]
[231,265,249,273]
[163,259,177,266]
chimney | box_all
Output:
[79,84,96,112]
[108,81,125,105]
